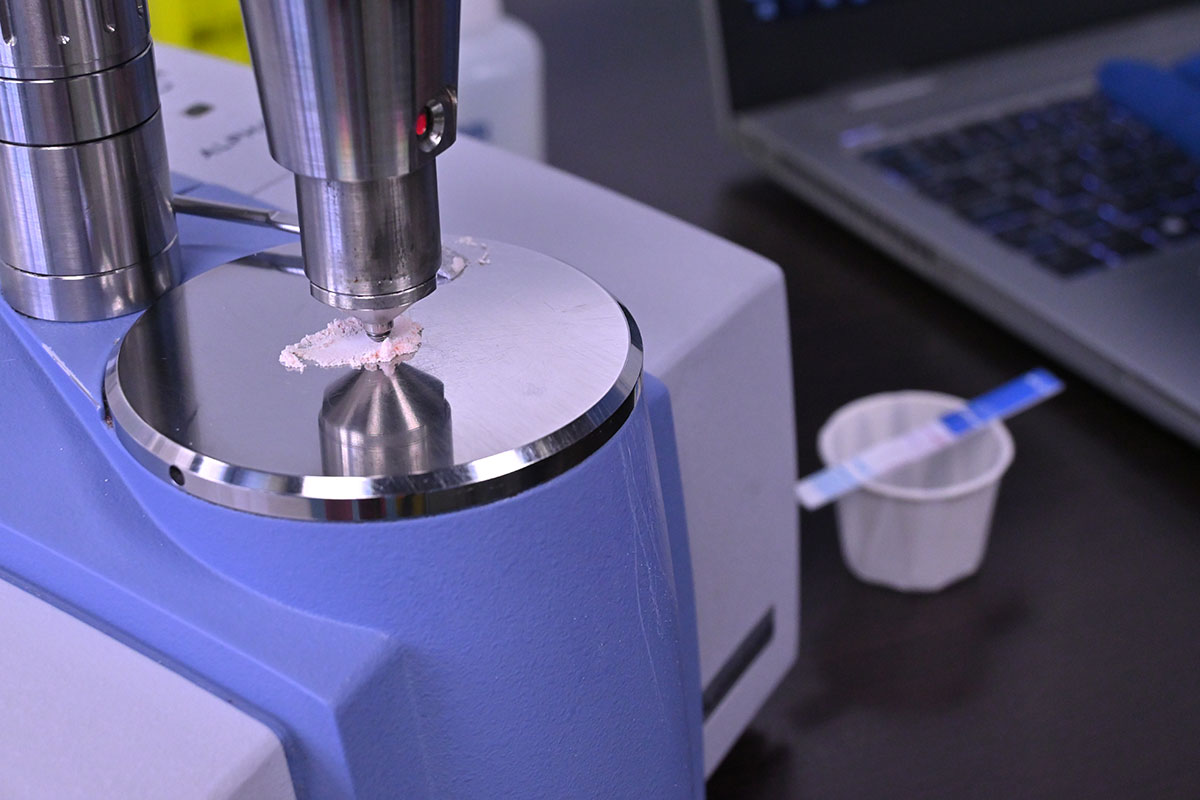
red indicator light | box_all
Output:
[415,111,428,137]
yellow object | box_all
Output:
[149,0,251,64]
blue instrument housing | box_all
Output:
[0,180,703,799]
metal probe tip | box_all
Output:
[363,319,394,342]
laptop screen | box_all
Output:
[716,0,1197,112]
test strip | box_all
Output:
[795,369,1064,510]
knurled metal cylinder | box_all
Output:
[0,0,178,322]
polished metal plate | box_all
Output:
[104,240,642,520]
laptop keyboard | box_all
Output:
[864,94,1200,278]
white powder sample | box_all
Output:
[437,239,491,284]
[280,315,423,373]
[456,236,491,265]
[438,252,469,284]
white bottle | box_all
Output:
[457,0,546,161]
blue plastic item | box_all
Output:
[1099,52,1200,159]
[0,183,702,799]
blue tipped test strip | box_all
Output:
[796,369,1065,510]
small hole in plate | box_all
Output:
[169,466,185,486]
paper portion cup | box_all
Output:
[817,391,1015,592]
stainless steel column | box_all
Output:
[0,0,179,322]
[239,0,459,340]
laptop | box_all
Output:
[701,0,1200,445]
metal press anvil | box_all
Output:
[239,0,460,340]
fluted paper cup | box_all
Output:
[817,391,1015,592]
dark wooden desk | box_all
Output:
[506,1,1200,797]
